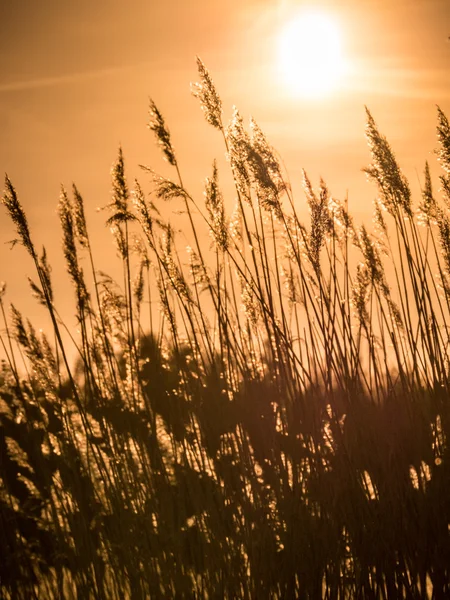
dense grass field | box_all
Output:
[1,60,450,598]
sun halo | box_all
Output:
[277,10,346,99]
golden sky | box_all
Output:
[1,0,450,330]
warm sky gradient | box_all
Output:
[1,0,450,334]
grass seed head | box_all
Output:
[111,147,129,214]
[58,187,89,308]
[364,108,412,217]
[39,247,53,304]
[352,262,370,323]
[303,173,331,271]
[204,161,228,251]
[437,212,450,276]
[10,304,28,348]
[250,118,286,197]
[191,57,223,130]
[373,199,388,236]
[229,201,243,243]
[132,180,157,247]
[436,106,450,175]
[28,277,46,306]
[133,260,145,307]
[329,196,356,243]
[226,108,253,205]
[418,162,437,226]
[148,99,177,167]
[71,184,89,247]
[153,176,188,202]
[2,176,35,256]
[356,225,386,288]
[240,277,260,328]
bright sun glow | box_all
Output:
[278,10,346,98]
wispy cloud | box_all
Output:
[0,62,151,94]
[343,61,450,100]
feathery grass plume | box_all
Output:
[355,225,402,328]
[148,99,177,167]
[204,161,228,251]
[10,304,28,349]
[440,174,450,210]
[152,175,188,202]
[25,320,46,364]
[436,107,450,208]
[133,259,145,308]
[352,262,370,323]
[371,201,390,264]
[229,200,243,242]
[132,179,151,223]
[191,57,223,130]
[27,247,54,307]
[28,277,46,306]
[39,247,53,303]
[105,150,137,259]
[436,106,450,174]
[373,199,388,237]
[329,195,356,243]
[110,147,129,214]
[2,176,35,256]
[249,118,286,214]
[364,108,412,217]
[58,187,89,308]
[239,274,260,328]
[437,212,450,276]
[280,265,298,306]
[161,226,192,303]
[99,280,127,343]
[132,179,161,241]
[250,119,283,181]
[225,108,252,205]
[281,212,307,264]
[187,246,210,290]
[418,162,437,226]
[71,184,89,247]
[132,235,151,266]
[109,223,128,259]
[41,331,58,377]
[157,274,177,336]
[387,297,404,329]
[356,225,387,291]
[302,169,317,207]
[246,146,281,216]
[303,172,331,271]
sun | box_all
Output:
[277,10,346,99]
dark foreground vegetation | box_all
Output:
[1,60,450,598]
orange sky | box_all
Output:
[1,0,450,339]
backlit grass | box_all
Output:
[1,60,449,598]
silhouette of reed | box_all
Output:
[1,60,449,598]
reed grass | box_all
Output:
[1,59,450,598]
